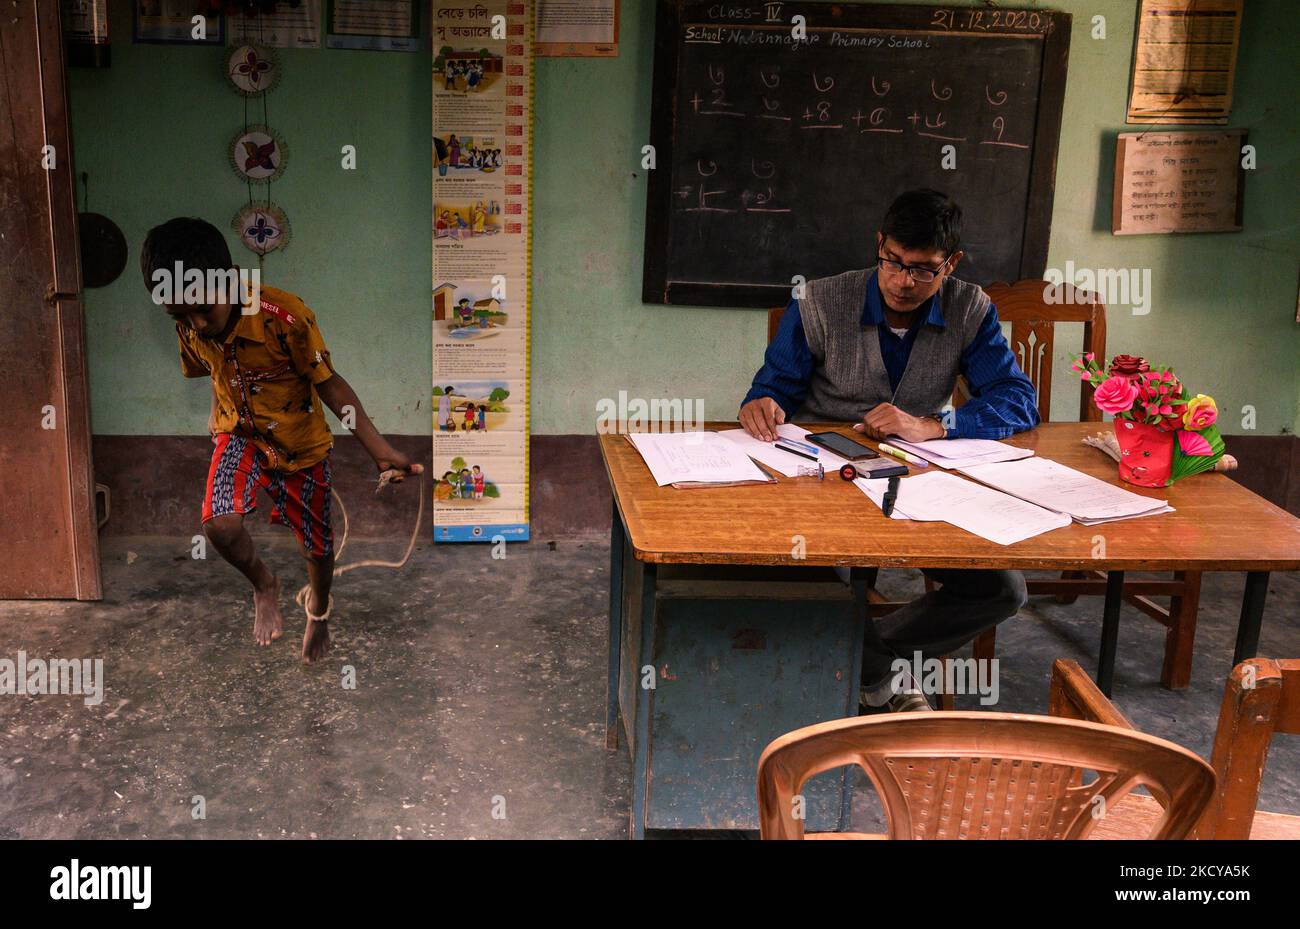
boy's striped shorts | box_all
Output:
[202,434,333,558]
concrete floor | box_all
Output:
[0,534,1296,838]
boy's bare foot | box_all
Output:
[252,576,283,646]
[299,592,330,665]
[302,618,330,664]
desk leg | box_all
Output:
[1232,571,1269,666]
[1096,571,1124,698]
[629,562,657,840]
[606,498,626,751]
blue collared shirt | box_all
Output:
[741,273,1040,439]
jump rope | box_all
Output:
[293,465,425,621]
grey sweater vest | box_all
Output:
[795,267,990,423]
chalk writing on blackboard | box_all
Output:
[673,41,1031,219]
[644,2,1072,306]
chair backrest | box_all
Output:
[982,279,1107,423]
[769,278,1108,422]
[767,306,784,345]
[757,712,1215,840]
[1197,658,1300,839]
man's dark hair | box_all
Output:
[140,217,233,292]
[880,189,962,257]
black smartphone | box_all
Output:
[805,431,879,461]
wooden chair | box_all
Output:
[963,280,1202,692]
[1050,657,1300,839]
[756,711,1215,839]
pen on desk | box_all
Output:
[881,475,900,518]
[774,441,819,462]
[878,442,930,468]
[777,438,822,455]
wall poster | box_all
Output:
[432,0,532,542]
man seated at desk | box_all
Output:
[738,188,1039,714]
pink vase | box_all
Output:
[1113,419,1174,487]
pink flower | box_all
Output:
[1093,375,1141,415]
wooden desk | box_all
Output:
[601,422,1300,836]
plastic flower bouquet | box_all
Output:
[1070,353,1225,487]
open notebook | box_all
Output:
[625,431,775,488]
[958,457,1172,525]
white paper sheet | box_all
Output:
[959,456,1170,522]
[890,437,1035,469]
[626,432,771,486]
[855,471,1072,544]
[856,478,920,521]
[718,428,817,477]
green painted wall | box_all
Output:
[73,1,1299,438]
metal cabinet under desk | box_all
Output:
[608,507,867,837]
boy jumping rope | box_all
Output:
[143,218,422,663]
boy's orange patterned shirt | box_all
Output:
[177,285,335,473]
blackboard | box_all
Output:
[643,2,1072,307]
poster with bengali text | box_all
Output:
[432,0,531,542]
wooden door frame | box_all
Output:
[1,1,102,599]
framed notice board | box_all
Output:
[643,2,1072,307]
[1112,130,1246,235]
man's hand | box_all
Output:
[853,403,946,442]
[739,397,786,441]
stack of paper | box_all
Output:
[889,437,1035,469]
[959,457,1172,525]
[856,471,1072,545]
[626,431,773,487]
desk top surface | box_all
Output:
[599,422,1300,570]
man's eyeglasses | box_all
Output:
[877,254,949,283]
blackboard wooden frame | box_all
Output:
[643,1,1073,308]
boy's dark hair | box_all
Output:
[879,189,962,257]
[140,217,233,292]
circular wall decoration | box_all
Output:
[78,212,128,288]
[226,44,280,96]
[230,124,287,184]
[232,201,291,256]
